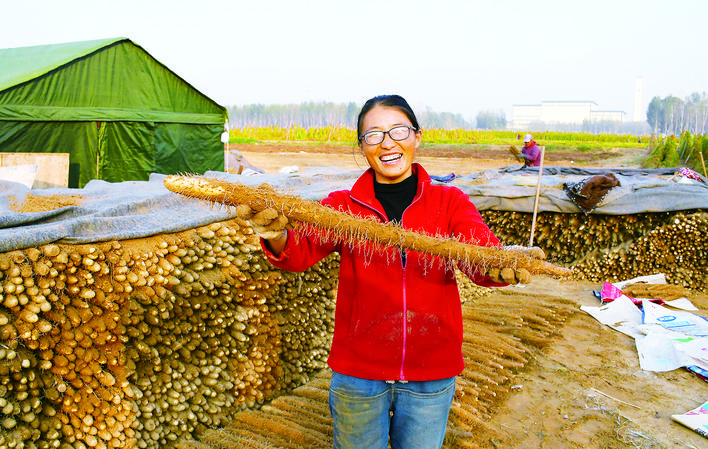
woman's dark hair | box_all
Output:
[356,95,421,139]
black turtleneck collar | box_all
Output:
[373,174,418,224]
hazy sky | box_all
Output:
[2,0,706,123]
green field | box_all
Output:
[231,125,647,149]
[230,126,708,173]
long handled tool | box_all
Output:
[529,146,546,247]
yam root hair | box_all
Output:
[163,175,573,278]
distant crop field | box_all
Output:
[230,127,708,172]
[230,125,649,150]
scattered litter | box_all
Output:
[598,273,698,310]
[600,282,664,306]
[669,167,706,183]
[613,273,667,290]
[642,302,708,338]
[581,295,644,339]
[663,297,700,311]
[582,275,708,376]
[687,365,708,381]
[672,400,708,439]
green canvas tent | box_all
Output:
[0,37,227,187]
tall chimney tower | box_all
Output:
[633,77,644,122]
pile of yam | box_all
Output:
[0,196,705,448]
[0,219,336,449]
[482,210,708,290]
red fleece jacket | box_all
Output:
[262,164,504,381]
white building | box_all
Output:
[511,101,626,128]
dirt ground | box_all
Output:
[483,276,708,449]
[228,143,708,448]
[228,142,642,175]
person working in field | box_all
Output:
[242,94,545,449]
[520,133,542,167]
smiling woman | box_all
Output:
[252,94,546,449]
[357,98,421,184]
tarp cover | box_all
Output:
[0,166,706,253]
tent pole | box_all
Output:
[224,142,229,173]
[529,146,545,248]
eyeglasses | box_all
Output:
[359,125,417,145]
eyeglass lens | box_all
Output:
[363,126,412,145]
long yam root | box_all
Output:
[163,175,573,277]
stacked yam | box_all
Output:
[455,269,492,304]
[0,218,337,449]
[0,242,136,449]
[572,211,708,289]
[270,259,337,391]
[1,196,706,449]
[481,210,708,290]
[481,211,673,264]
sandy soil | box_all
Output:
[227,142,708,448]
[483,276,708,449]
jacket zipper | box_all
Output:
[351,181,426,381]
[400,265,407,380]
[398,182,426,381]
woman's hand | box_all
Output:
[235,204,289,239]
[485,246,546,284]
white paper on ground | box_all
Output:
[664,297,699,311]
[582,296,708,373]
[642,300,708,337]
[612,273,667,290]
[631,297,698,311]
[672,400,708,439]
[676,337,708,368]
[635,326,708,372]
[580,295,644,339]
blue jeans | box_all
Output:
[329,371,456,449]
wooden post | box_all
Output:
[529,146,545,247]
[222,125,230,173]
[700,151,707,179]
[224,142,229,173]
